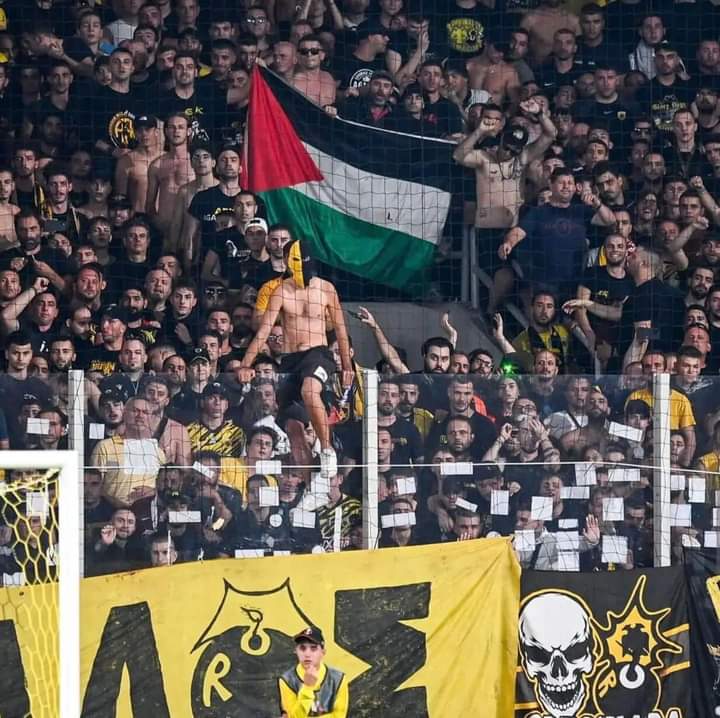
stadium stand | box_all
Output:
[0,0,718,582]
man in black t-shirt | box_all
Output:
[432,0,495,61]
[418,60,464,137]
[334,26,391,91]
[158,52,226,143]
[183,145,242,267]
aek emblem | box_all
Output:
[191,578,316,717]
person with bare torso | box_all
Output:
[467,41,521,106]
[168,143,218,254]
[293,34,337,108]
[453,98,557,312]
[114,114,163,212]
[0,168,19,250]
[145,113,195,238]
[520,0,580,66]
[239,241,353,477]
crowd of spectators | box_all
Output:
[0,0,716,577]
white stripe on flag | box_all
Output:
[295,143,451,245]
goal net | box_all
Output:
[0,451,80,718]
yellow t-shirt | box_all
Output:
[625,388,695,430]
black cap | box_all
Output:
[294,626,324,646]
[100,304,130,323]
[108,194,132,210]
[187,347,211,365]
[136,115,158,128]
[371,69,395,83]
[99,387,127,405]
[655,40,677,54]
[202,381,228,399]
[21,393,41,406]
[402,82,423,97]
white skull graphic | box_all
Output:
[519,593,595,717]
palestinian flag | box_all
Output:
[244,67,455,289]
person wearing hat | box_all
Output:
[145,113,194,237]
[387,82,431,136]
[169,346,213,424]
[86,304,129,376]
[113,114,160,213]
[279,626,348,718]
[186,380,246,458]
[238,240,354,479]
[340,70,395,127]
[335,25,392,94]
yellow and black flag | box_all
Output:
[515,567,691,718]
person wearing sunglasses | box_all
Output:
[293,34,337,109]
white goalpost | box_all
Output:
[0,450,81,718]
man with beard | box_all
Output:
[559,385,613,457]
[525,350,563,419]
[143,267,172,321]
[512,292,571,371]
[397,377,434,440]
[252,225,293,330]
[534,29,588,95]
[49,336,77,373]
[520,0,581,66]
[565,233,634,368]
[341,71,395,127]
[426,377,497,459]
[375,379,424,468]
[592,162,626,208]
[499,168,615,308]
[100,336,148,398]
[684,265,715,307]
[694,86,720,138]
[545,376,591,440]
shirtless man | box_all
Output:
[0,168,19,250]
[114,115,163,212]
[293,34,336,108]
[238,241,353,477]
[453,98,556,312]
[467,41,521,106]
[168,143,218,254]
[145,113,195,240]
[520,0,580,66]
[271,40,297,82]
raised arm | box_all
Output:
[357,305,410,374]
[240,286,284,372]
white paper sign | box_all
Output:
[255,460,282,475]
[705,532,720,548]
[714,508,720,527]
[491,490,509,516]
[608,421,644,443]
[669,503,692,527]
[2,573,25,587]
[455,497,478,513]
[602,498,625,522]
[273,550,291,556]
[601,535,628,563]
[608,467,641,483]
[310,474,331,496]
[531,496,553,521]
[554,532,580,551]
[259,486,279,507]
[192,461,215,479]
[235,549,265,559]
[290,509,316,529]
[556,551,580,572]
[670,474,687,491]
[515,530,536,552]
[394,477,416,496]
[439,462,474,476]
[574,463,597,486]
[561,486,590,500]
[124,439,161,475]
[26,417,50,435]
[26,491,48,520]
[167,510,201,524]
[299,493,326,512]
[332,507,343,553]
[89,423,105,440]
[380,512,417,528]
[689,478,706,503]
[559,519,578,530]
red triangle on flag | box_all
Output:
[243,67,323,194]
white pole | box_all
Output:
[67,370,85,579]
[362,369,379,550]
[652,373,672,567]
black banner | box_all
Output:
[515,568,691,718]
[684,548,720,718]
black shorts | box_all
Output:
[279,346,336,390]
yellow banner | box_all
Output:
[82,538,519,717]
[0,539,520,716]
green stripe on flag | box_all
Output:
[260,186,436,290]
